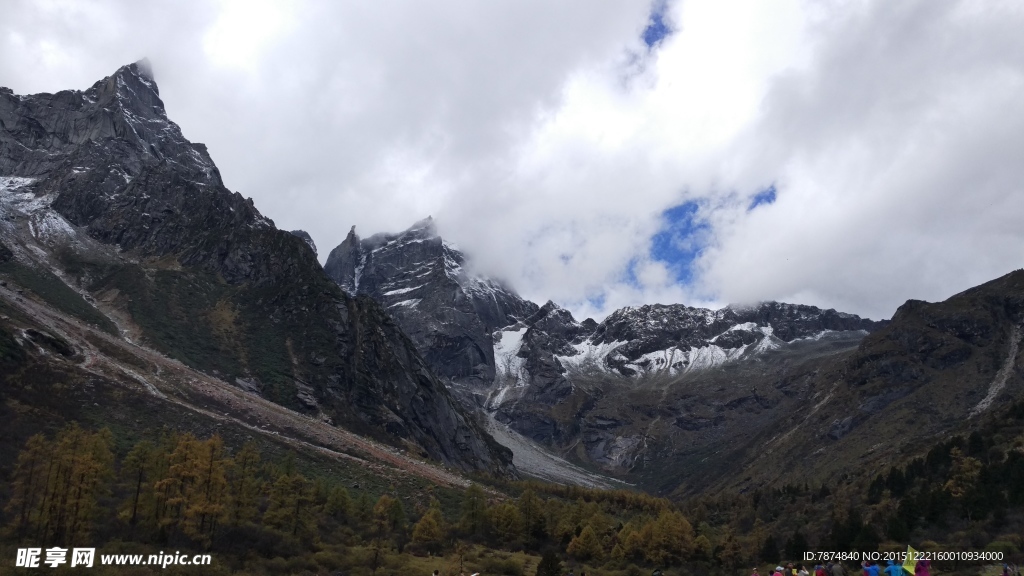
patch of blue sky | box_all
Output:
[617,1,674,88]
[748,185,777,210]
[585,293,606,314]
[649,200,709,284]
[642,0,673,48]
[618,256,641,288]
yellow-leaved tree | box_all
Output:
[411,500,448,554]
[225,441,262,527]
[641,510,695,565]
[567,524,603,561]
[5,424,114,546]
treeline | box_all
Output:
[510,480,675,515]
[680,399,1024,570]
[453,484,696,566]
[2,424,710,574]
[856,425,1024,548]
[11,409,1019,575]
[5,425,113,546]
[3,425,351,552]
[825,402,1024,555]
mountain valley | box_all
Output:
[2,61,1024,574]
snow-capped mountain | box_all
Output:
[324,217,539,387]
[6,61,1021,497]
[323,219,890,482]
[486,299,885,416]
[326,220,885,405]
[540,300,884,379]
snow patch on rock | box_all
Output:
[488,326,529,408]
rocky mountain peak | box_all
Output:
[105,59,161,101]
[324,218,539,390]
[1,63,514,475]
[288,230,317,256]
[1,60,220,185]
[725,300,885,341]
[323,226,363,294]
[74,59,171,144]
[525,300,582,335]
[133,58,155,81]
[406,216,437,238]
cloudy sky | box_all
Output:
[2,0,1023,321]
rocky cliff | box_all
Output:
[486,296,887,452]
[322,218,896,488]
[486,270,1023,496]
[0,61,512,474]
[324,218,539,391]
[704,268,1024,494]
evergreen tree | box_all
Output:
[411,506,447,554]
[518,488,546,542]
[760,535,780,563]
[642,510,695,565]
[490,502,524,544]
[784,529,808,562]
[717,532,747,569]
[225,441,262,526]
[5,425,114,546]
[459,484,489,535]
[154,433,203,533]
[184,435,230,541]
[536,550,562,576]
[944,446,982,520]
[325,485,352,521]
[374,494,407,535]
[120,440,155,531]
[5,433,51,540]
[850,523,880,552]
[694,534,713,560]
[263,472,314,538]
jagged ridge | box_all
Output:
[0,61,512,474]
[325,217,539,389]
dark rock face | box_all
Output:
[584,302,886,373]
[1,60,219,183]
[731,301,885,340]
[846,270,1024,388]
[321,215,889,469]
[500,300,885,390]
[323,226,363,295]
[0,61,512,475]
[516,301,583,404]
[324,218,539,389]
[485,297,888,461]
[717,269,1024,494]
[289,230,317,256]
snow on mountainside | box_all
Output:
[323,217,888,402]
[482,298,892,485]
[324,218,888,483]
[487,299,886,406]
[324,217,539,389]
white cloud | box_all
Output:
[2,0,1023,322]
[203,0,296,70]
[696,0,1024,319]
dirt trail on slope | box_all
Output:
[0,282,471,488]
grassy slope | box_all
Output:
[0,297,464,521]
[0,259,118,334]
